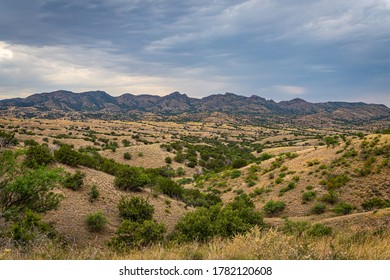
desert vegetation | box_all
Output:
[0,118,389,260]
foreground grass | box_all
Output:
[1,227,389,260]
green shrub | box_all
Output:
[0,153,63,216]
[114,167,150,191]
[10,209,56,244]
[109,219,166,250]
[323,174,350,189]
[230,169,241,179]
[156,177,183,199]
[302,191,316,203]
[88,185,100,202]
[63,171,85,191]
[23,139,39,146]
[85,211,107,232]
[173,194,262,242]
[118,196,154,222]
[232,158,247,169]
[54,144,81,166]
[320,191,338,204]
[165,156,172,164]
[332,202,355,215]
[279,182,295,196]
[176,167,186,176]
[361,197,390,211]
[263,200,286,216]
[123,152,132,160]
[310,203,326,215]
[307,223,332,237]
[24,144,54,168]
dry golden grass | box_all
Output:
[1,226,389,260]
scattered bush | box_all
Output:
[109,219,166,250]
[24,144,54,168]
[263,200,286,216]
[332,202,355,215]
[302,191,316,203]
[232,158,247,169]
[118,196,154,223]
[165,157,172,164]
[173,195,263,242]
[310,203,326,215]
[63,171,85,191]
[85,211,107,232]
[230,169,241,179]
[320,191,338,204]
[114,167,150,191]
[54,144,81,166]
[279,182,295,196]
[88,185,100,202]
[123,152,132,160]
[361,197,390,211]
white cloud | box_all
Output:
[0,41,234,98]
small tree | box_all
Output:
[0,150,63,217]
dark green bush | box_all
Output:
[310,203,326,215]
[114,166,150,191]
[320,191,338,204]
[361,197,390,211]
[156,177,183,199]
[279,182,296,196]
[109,219,166,250]
[230,169,242,179]
[24,144,54,168]
[263,200,286,216]
[85,211,107,232]
[332,202,355,215]
[0,154,63,216]
[118,196,154,223]
[88,185,100,202]
[123,152,132,160]
[10,209,56,244]
[232,158,247,169]
[165,157,172,164]
[302,191,316,203]
[173,194,262,242]
[63,171,85,191]
[54,144,81,166]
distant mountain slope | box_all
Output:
[0,90,389,127]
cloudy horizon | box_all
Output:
[1,0,390,106]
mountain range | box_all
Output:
[1,90,389,128]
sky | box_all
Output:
[0,0,390,106]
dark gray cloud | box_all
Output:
[0,0,389,105]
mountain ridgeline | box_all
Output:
[1,90,389,128]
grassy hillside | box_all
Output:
[0,117,389,259]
